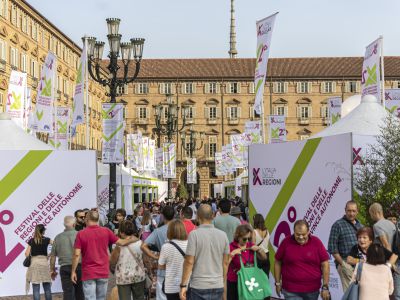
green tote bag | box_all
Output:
[237,251,272,300]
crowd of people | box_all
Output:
[23,197,400,300]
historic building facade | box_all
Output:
[120,57,400,197]
[0,0,106,153]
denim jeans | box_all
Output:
[82,278,108,300]
[282,289,319,300]
[32,282,52,300]
[187,287,224,300]
[393,261,400,300]
[60,264,84,300]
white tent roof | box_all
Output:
[313,95,390,138]
[97,163,140,177]
[0,113,52,150]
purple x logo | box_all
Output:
[253,168,262,185]
[353,147,364,165]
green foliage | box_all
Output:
[355,116,400,225]
[176,183,189,199]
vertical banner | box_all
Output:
[384,89,400,118]
[142,137,149,170]
[361,37,382,102]
[71,44,86,126]
[268,115,286,143]
[254,13,278,115]
[6,70,27,128]
[49,107,70,150]
[244,120,263,144]
[156,147,163,176]
[231,134,245,168]
[222,144,234,174]
[147,139,156,170]
[187,158,197,184]
[215,152,225,176]
[328,97,342,125]
[35,52,56,133]
[162,143,176,178]
[126,134,134,168]
[24,88,33,131]
[235,176,242,197]
[102,103,125,163]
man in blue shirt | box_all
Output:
[328,200,363,291]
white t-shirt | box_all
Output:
[158,239,188,294]
[254,229,270,253]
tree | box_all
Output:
[355,115,400,224]
[176,183,189,199]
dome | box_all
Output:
[341,94,362,117]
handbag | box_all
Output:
[127,245,152,289]
[23,255,31,267]
[237,251,272,300]
[341,262,363,300]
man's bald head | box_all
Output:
[197,204,213,223]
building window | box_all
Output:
[298,106,311,119]
[10,5,16,25]
[10,47,18,68]
[274,81,287,93]
[209,136,217,158]
[31,60,38,78]
[0,0,8,18]
[228,106,240,119]
[275,105,287,116]
[320,105,328,118]
[137,107,148,119]
[159,82,172,94]
[248,82,255,94]
[21,53,27,72]
[136,83,148,94]
[249,105,260,119]
[228,82,240,94]
[297,82,311,93]
[208,82,218,94]
[208,106,217,119]
[185,106,195,119]
[22,15,27,33]
[0,39,6,61]
[348,81,357,93]
[183,82,194,94]
[117,84,128,95]
[322,81,335,93]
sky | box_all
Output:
[27,0,400,59]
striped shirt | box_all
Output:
[158,239,187,294]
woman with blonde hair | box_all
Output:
[158,219,188,300]
[25,224,52,300]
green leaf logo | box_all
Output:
[332,113,341,124]
[10,91,22,110]
[42,78,52,97]
[102,123,124,142]
[386,106,397,114]
[49,139,61,149]
[36,110,44,121]
[271,128,279,138]
[57,120,67,134]
[365,64,377,87]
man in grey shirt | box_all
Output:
[213,199,240,243]
[50,216,84,300]
[180,204,229,300]
[369,202,396,250]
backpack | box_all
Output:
[392,221,400,255]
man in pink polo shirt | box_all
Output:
[71,210,137,300]
[274,220,330,300]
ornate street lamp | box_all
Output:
[154,94,188,199]
[86,18,145,211]
[180,127,204,198]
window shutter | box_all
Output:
[216,83,220,94]
[284,82,288,93]
[296,106,301,118]
[249,106,253,119]
[204,83,209,94]
[272,82,277,93]
[356,81,361,92]
[308,82,312,93]
[309,106,313,118]
[204,107,209,118]
[237,83,241,94]
[159,83,165,94]
[226,83,231,94]
[145,107,149,119]
[238,107,241,118]
[227,107,231,118]
[284,106,288,116]
[192,83,196,94]
[124,83,128,94]
[204,143,209,156]
[345,82,350,93]
[332,82,336,93]
[136,107,139,118]
[320,82,326,93]
[135,84,138,94]
[192,107,196,118]
[249,82,255,94]
[216,107,220,118]
[296,82,301,93]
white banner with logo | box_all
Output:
[187,158,197,184]
[268,115,286,143]
[231,134,245,168]
[384,89,400,118]
[235,176,242,197]
[146,139,156,171]
[249,134,352,300]
[156,147,163,176]
[162,143,176,178]
[49,107,70,150]
[254,13,278,115]
[101,103,125,164]
[142,137,149,170]
[328,97,342,125]
[222,144,235,174]
[6,70,27,128]
[215,152,225,176]
[0,150,96,297]
[244,120,263,144]
[35,52,56,133]
[71,44,86,126]
[361,37,382,102]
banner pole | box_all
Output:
[84,36,89,150]
[260,99,266,144]
[380,35,385,108]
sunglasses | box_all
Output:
[241,237,252,242]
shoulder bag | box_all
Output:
[127,244,152,289]
[341,262,363,300]
[237,250,272,300]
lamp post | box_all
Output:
[154,94,187,199]
[86,18,145,212]
[180,127,204,198]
